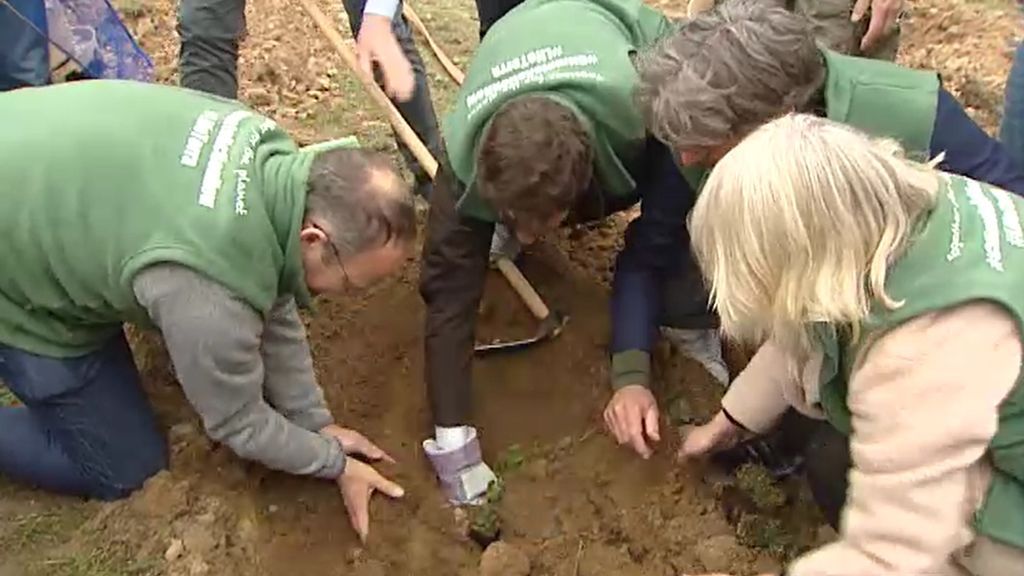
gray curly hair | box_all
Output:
[635,0,826,152]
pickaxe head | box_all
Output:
[473,310,569,356]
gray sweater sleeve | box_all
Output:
[261,296,333,432]
[132,264,345,480]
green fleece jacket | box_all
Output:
[0,80,358,481]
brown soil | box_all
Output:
[0,0,1019,575]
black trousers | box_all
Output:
[474,0,523,38]
[784,413,851,529]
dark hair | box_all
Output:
[305,148,416,258]
[476,96,594,234]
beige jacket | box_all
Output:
[722,302,1024,575]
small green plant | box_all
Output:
[468,476,506,547]
[0,381,18,407]
[495,444,526,475]
[735,513,796,558]
[735,464,786,511]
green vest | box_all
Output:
[681,48,941,192]
[0,80,345,357]
[821,48,940,162]
[442,0,671,222]
[815,174,1024,551]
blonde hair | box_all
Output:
[689,113,941,355]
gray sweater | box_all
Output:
[133,264,345,480]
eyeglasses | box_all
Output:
[313,224,351,286]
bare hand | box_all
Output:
[851,0,904,52]
[320,424,396,463]
[336,458,405,542]
[677,410,744,462]
[603,385,661,459]
[356,15,415,102]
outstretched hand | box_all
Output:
[321,425,403,542]
[336,458,404,542]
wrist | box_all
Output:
[720,407,752,434]
[714,410,746,441]
[360,13,392,33]
[611,349,651,391]
[362,0,399,19]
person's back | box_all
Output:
[0,80,314,356]
[443,0,672,220]
[1,88,417,542]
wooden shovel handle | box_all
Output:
[494,257,550,320]
[403,4,466,85]
[298,0,552,321]
[296,0,438,178]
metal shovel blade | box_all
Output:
[473,312,569,356]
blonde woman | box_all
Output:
[681,113,1024,575]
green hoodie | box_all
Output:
[442,0,672,221]
[0,80,318,357]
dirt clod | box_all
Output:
[182,521,219,555]
[526,457,550,481]
[165,538,185,562]
[188,557,210,576]
[752,553,784,574]
[697,534,747,573]
[578,543,641,576]
[480,541,531,576]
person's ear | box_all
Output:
[299,225,329,247]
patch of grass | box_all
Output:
[735,464,786,511]
[962,0,1019,10]
[494,444,526,475]
[0,381,17,406]
[6,513,73,549]
[110,0,152,18]
[735,513,796,558]
[31,545,158,576]
[0,507,90,557]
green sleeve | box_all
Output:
[611,349,652,390]
[634,3,673,47]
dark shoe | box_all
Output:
[710,431,805,480]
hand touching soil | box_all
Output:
[604,385,662,459]
[677,411,745,462]
[336,459,405,542]
[321,425,404,542]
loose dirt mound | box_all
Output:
[1,0,1019,575]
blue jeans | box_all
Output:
[0,333,167,500]
[1001,41,1024,169]
[0,0,50,91]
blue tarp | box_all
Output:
[1,0,152,87]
